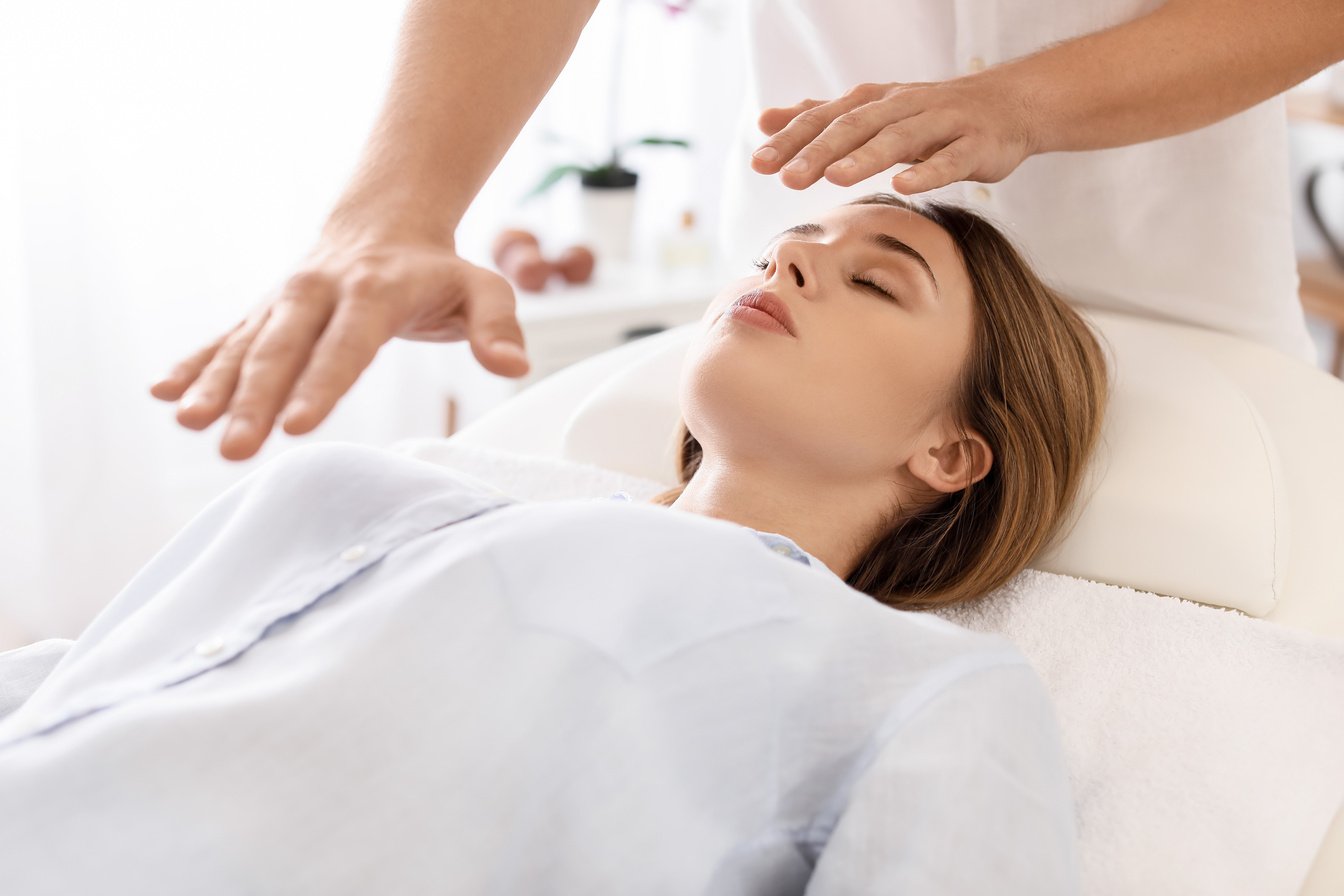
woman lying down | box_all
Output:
[0,193,1108,894]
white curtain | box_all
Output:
[0,0,745,648]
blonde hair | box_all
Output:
[652,193,1110,611]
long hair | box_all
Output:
[651,192,1110,611]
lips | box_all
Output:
[730,289,798,337]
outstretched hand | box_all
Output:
[750,77,1040,196]
[149,233,529,461]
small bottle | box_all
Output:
[1330,62,1344,110]
[659,209,713,272]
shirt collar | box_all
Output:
[607,491,828,572]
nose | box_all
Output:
[765,238,813,293]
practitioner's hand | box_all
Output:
[750,75,1040,196]
[149,230,529,461]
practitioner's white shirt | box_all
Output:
[721,0,1316,363]
[0,443,1077,895]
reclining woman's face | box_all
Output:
[680,203,984,494]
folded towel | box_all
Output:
[393,438,1344,896]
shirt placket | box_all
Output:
[0,492,513,748]
[954,0,1002,209]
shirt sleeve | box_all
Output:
[0,638,74,723]
[804,662,1080,895]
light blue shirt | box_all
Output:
[0,443,1078,894]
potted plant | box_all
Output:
[525,133,691,264]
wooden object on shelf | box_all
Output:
[1286,90,1344,128]
[1299,257,1344,377]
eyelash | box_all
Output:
[750,256,898,302]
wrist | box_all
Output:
[323,190,460,250]
[977,64,1057,158]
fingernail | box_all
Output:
[752,146,778,162]
[282,401,311,424]
[179,392,204,413]
[491,340,527,360]
[782,158,807,173]
[894,168,915,180]
[225,417,255,444]
[830,157,856,171]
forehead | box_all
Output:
[814,203,970,297]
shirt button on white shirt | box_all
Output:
[340,544,368,562]
[967,55,986,73]
[973,185,992,202]
[194,636,227,658]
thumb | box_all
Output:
[465,269,530,377]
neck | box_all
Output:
[668,453,892,579]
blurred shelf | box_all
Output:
[1287,90,1344,128]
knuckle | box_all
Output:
[342,266,389,302]
[795,106,833,128]
[877,122,910,142]
[845,82,879,100]
[216,329,252,361]
[282,269,327,297]
[936,145,963,168]
[832,110,867,132]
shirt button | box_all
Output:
[194,636,227,658]
[340,544,368,562]
[972,186,992,202]
[968,56,986,73]
[772,543,795,556]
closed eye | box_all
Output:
[851,274,898,302]
[751,256,899,303]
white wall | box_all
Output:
[0,0,746,647]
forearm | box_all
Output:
[995,0,1344,154]
[326,0,601,242]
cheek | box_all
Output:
[790,319,951,459]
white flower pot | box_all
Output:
[577,179,638,266]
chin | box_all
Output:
[678,329,793,458]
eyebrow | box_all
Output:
[767,222,940,297]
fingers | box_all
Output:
[756,98,823,137]
[149,331,229,401]
[217,284,335,460]
[156,241,531,459]
[276,288,395,442]
[750,91,871,181]
[172,312,270,433]
[818,112,946,186]
[463,268,529,378]
[891,136,977,195]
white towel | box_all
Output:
[393,438,1344,896]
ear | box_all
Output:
[907,427,993,495]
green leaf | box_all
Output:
[522,164,590,201]
[618,136,692,152]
